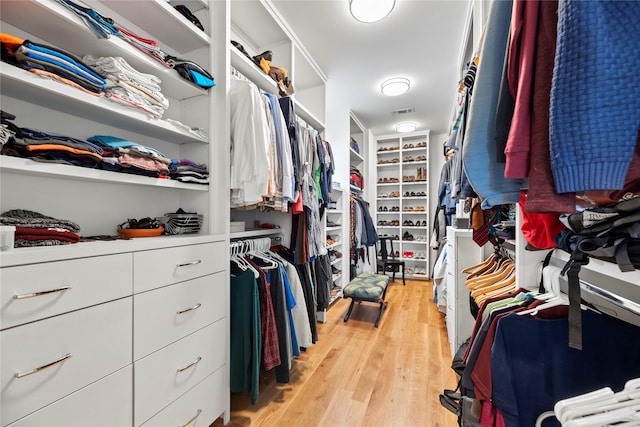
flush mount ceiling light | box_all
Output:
[381,77,410,96]
[395,122,416,133]
[349,0,395,23]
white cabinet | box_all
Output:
[0,238,227,427]
[133,320,226,426]
[375,131,431,278]
[7,366,133,427]
[1,298,132,426]
[444,226,483,356]
[0,0,229,424]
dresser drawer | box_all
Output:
[141,368,226,427]
[6,366,133,427]
[1,298,132,426]
[133,243,225,293]
[0,254,132,329]
[134,272,225,360]
[134,320,225,426]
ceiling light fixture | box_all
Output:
[349,0,395,23]
[395,122,416,133]
[381,77,410,96]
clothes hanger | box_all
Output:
[247,238,279,269]
[466,259,514,291]
[469,263,515,295]
[473,269,516,300]
[462,252,498,275]
[564,402,640,427]
[476,280,517,306]
[557,379,640,424]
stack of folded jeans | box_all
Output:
[83,55,168,118]
[168,159,209,184]
[14,41,106,95]
[3,127,103,168]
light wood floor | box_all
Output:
[212,278,459,427]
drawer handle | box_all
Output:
[177,356,202,373]
[179,409,202,427]
[14,286,72,300]
[14,353,73,379]
[177,303,202,315]
[177,260,202,268]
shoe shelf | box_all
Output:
[331,257,342,266]
[326,226,341,232]
[375,130,431,279]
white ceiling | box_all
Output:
[271,0,471,137]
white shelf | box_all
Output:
[331,257,342,266]
[294,100,325,132]
[327,209,343,214]
[350,184,363,193]
[230,228,283,239]
[376,149,401,154]
[230,47,279,94]
[0,64,208,145]
[1,0,208,100]
[350,148,364,164]
[401,161,427,166]
[0,156,208,191]
[402,147,428,153]
[326,241,341,249]
[332,272,342,282]
[326,226,341,232]
[377,163,401,167]
[97,0,212,53]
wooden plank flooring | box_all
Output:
[212,278,459,427]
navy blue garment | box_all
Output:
[278,97,301,193]
[491,310,640,427]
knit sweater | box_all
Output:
[549,0,640,193]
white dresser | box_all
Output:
[0,237,228,427]
[444,227,483,356]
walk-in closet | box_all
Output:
[1,0,640,426]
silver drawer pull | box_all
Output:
[177,356,202,373]
[176,260,202,268]
[179,409,202,427]
[14,286,72,300]
[177,303,202,315]
[15,353,73,379]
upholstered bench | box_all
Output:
[342,273,390,328]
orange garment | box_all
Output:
[25,144,103,161]
[29,69,104,97]
[0,33,24,53]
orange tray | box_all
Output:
[117,226,164,239]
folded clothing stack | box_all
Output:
[14,40,107,95]
[87,135,170,177]
[0,209,81,247]
[168,159,209,184]
[53,0,120,39]
[83,55,168,118]
[2,126,103,168]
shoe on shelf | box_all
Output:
[327,220,340,227]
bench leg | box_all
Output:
[374,301,388,328]
[343,299,356,323]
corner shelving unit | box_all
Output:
[375,131,431,279]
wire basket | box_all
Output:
[163,212,203,235]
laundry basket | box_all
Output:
[163,211,203,235]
